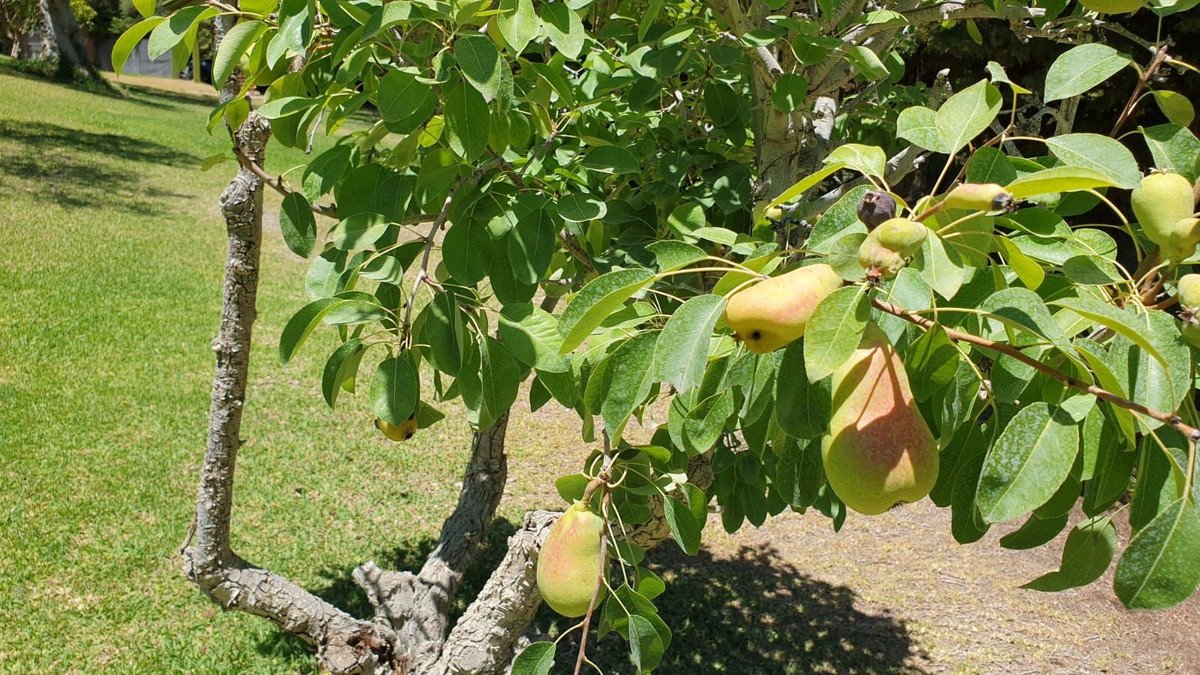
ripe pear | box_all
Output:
[821,323,939,515]
[942,183,1015,212]
[723,264,842,354]
[376,415,418,442]
[1132,172,1199,262]
[536,501,608,617]
[1179,273,1200,311]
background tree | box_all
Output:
[117,0,1200,671]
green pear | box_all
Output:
[1180,273,1200,311]
[858,235,908,279]
[536,501,607,617]
[873,218,928,256]
[1132,172,1198,262]
[942,183,1015,212]
[822,323,939,515]
[723,264,842,354]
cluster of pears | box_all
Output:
[823,323,939,514]
[1131,171,1200,263]
[536,501,608,617]
[375,412,418,441]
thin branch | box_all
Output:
[1110,44,1170,137]
[232,146,338,219]
[871,297,1200,441]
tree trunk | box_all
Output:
[40,0,99,80]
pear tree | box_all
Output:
[117,0,1200,671]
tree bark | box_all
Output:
[39,0,98,79]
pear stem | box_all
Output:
[871,296,1200,442]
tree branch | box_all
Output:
[231,146,339,219]
[871,297,1200,441]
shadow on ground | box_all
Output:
[0,120,196,212]
[254,524,926,674]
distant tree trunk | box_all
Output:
[39,0,99,80]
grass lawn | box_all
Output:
[0,67,576,671]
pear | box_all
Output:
[723,264,842,354]
[376,415,418,442]
[858,235,907,279]
[942,183,1015,212]
[822,323,939,515]
[536,501,608,617]
[857,191,897,230]
[858,218,927,279]
[1132,172,1198,262]
[1179,273,1200,311]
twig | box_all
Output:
[871,296,1200,441]
[574,490,611,675]
[1110,44,1170,138]
[232,147,339,218]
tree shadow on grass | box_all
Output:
[551,543,929,674]
[0,120,197,213]
[254,525,927,674]
[252,518,521,662]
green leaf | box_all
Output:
[419,293,467,377]
[825,143,886,180]
[1023,516,1118,591]
[1142,124,1200,183]
[771,73,808,112]
[133,0,154,18]
[602,332,659,438]
[370,354,420,425]
[1114,499,1200,608]
[1052,297,1170,378]
[980,287,1070,350]
[767,162,847,208]
[1006,166,1119,199]
[507,206,555,285]
[148,6,216,59]
[582,146,639,175]
[1000,512,1070,551]
[559,269,654,352]
[662,483,706,555]
[279,192,317,258]
[996,236,1045,290]
[442,219,493,284]
[919,233,963,300]
[844,45,890,80]
[499,304,569,373]
[444,81,490,161]
[279,298,340,364]
[775,340,830,439]
[966,146,1017,185]
[903,325,959,401]
[255,96,314,120]
[454,34,503,99]
[556,194,607,223]
[1151,90,1195,127]
[936,80,1002,155]
[655,295,725,394]
[1045,133,1140,189]
[496,0,537,55]
[511,641,555,675]
[540,2,584,60]
[321,339,367,408]
[302,144,352,201]
[665,202,705,237]
[628,614,667,672]
[896,106,945,153]
[1044,43,1131,102]
[646,241,706,272]
[378,70,435,134]
[267,0,309,67]
[213,20,265,87]
[977,403,1079,524]
[331,213,389,250]
[804,285,870,382]
[113,18,164,76]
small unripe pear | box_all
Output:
[943,183,1015,212]
[765,205,784,221]
[1132,172,1198,261]
[873,218,928,256]
[822,323,939,515]
[724,264,842,354]
[1179,273,1200,311]
[857,191,897,230]
[536,502,607,617]
[376,415,418,442]
[858,235,907,279]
